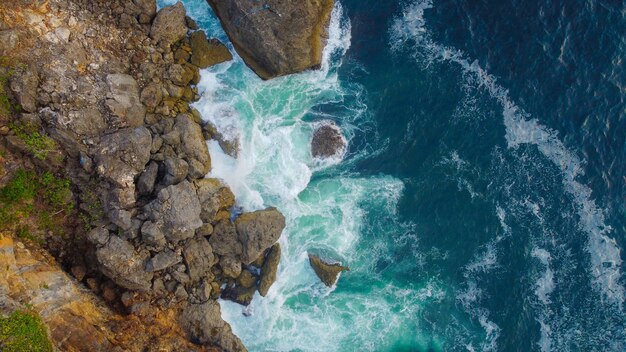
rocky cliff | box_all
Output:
[0,0,286,350]
[206,0,335,79]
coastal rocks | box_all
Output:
[189,30,232,69]
[195,178,235,222]
[180,301,246,352]
[96,236,153,291]
[95,126,152,189]
[146,181,203,243]
[308,253,349,287]
[105,74,145,128]
[311,123,346,158]
[146,249,181,272]
[183,237,216,281]
[150,2,188,48]
[258,243,280,296]
[209,220,242,258]
[174,114,211,178]
[9,67,39,113]
[206,0,335,79]
[235,208,285,264]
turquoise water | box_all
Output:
[160,1,625,350]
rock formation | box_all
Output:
[311,122,346,158]
[308,253,349,287]
[206,0,335,79]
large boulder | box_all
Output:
[258,243,280,296]
[150,2,188,47]
[209,220,242,258]
[105,74,145,128]
[174,114,211,178]
[183,237,217,282]
[207,0,334,79]
[96,236,153,291]
[311,123,346,158]
[235,208,285,264]
[308,253,349,287]
[194,178,235,223]
[146,181,203,243]
[179,301,246,352]
[189,30,232,69]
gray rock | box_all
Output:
[189,30,232,69]
[146,249,181,272]
[180,301,246,352]
[162,157,188,186]
[235,208,285,264]
[311,123,346,158]
[308,253,349,287]
[105,74,145,128]
[141,220,166,251]
[197,279,212,302]
[183,237,216,282]
[206,0,334,79]
[150,2,188,47]
[86,227,110,247]
[174,114,211,178]
[137,161,158,195]
[108,208,133,231]
[209,220,242,258]
[258,243,280,296]
[96,236,153,291]
[194,178,234,223]
[220,255,242,279]
[9,67,38,113]
[146,181,203,243]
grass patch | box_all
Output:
[0,310,53,352]
[0,57,22,120]
[8,123,57,161]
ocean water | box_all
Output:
[159,0,625,350]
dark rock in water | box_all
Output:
[146,181,203,243]
[311,123,345,158]
[207,0,335,79]
[235,207,286,264]
[96,236,153,291]
[189,30,232,69]
[180,301,246,351]
[258,243,280,296]
[308,253,349,287]
[150,2,188,47]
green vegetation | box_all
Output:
[0,169,73,240]
[0,310,53,352]
[0,57,22,119]
[8,123,57,161]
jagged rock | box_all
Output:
[237,269,257,289]
[140,83,163,110]
[86,227,110,247]
[168,63,196,86]
[133,0,157,23]
[180,301,246,352]
[220,255,242,279]
[95,126,151,190]
[209,220,242,258]
[141,220,166,251]
[183,237,217,282]
[185,16,199,30]
[207,0,334,79]
[9,67,38,112]
[311,123,346,158]
[222,284,256,306]
[308,253,349,287]
[235,208,285,264]
[162,157,188,186]
[137,161,158,195]
[146,181,203,243]
[108,208,133,230]
[189,30,232,69]
[197,279,212,302]
[150,2,188,47]
[195,178,234,223]
[258,243,280,296]
[105,74,145,128]
[196,223,213,237]
[174,114,211,178]
[96,236,153,291]
[146,249,181,272]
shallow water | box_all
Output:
[159,0,625,350]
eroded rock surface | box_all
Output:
[311,123,346,158]
[235,208,285,264]
[207,0,335,79]
[308,253,349,287]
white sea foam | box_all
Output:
[391,0,624,307]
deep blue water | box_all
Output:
[161,0,625,350]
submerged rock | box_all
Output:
[207,0,335,79]
[311,123,346,159]
[308,253,349,287]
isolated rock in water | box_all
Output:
[235,208,285,264]
[150,2,188,47]
[189,30,232,68]
[180,301,246,351]
[308,253,349,287]
[146,181,203,243]
[105,74,145,127]
[207,0,334,79]
[258,243,280,296]
[96,236,153,291]
[311,123,346,158]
